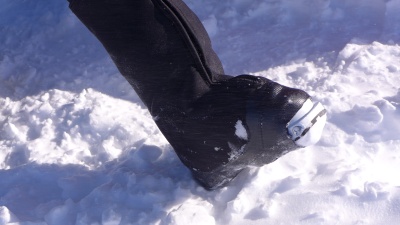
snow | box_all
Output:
[234,120,248,140]
[1,0,400,224]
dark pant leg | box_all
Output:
[68,0,225,114]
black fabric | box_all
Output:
[68,0,310,189]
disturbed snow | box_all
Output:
[1,0,400,224]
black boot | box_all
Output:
[189,75,326,189]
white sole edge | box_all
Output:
[287,99,327,147]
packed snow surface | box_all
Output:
[1,0,400,224]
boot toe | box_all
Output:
[287,99,327,147]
